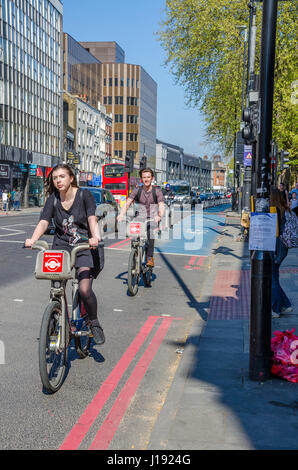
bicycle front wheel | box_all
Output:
[39,301,68,394]
[127,248,139,296]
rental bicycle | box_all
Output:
[27,240,104,394]
[127,218,156,296]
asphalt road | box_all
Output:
[0,204,229,450]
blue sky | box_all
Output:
[62,0,219,158]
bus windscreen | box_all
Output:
[171,185,190,195]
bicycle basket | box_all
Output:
[34,250,72,280]
[127,221,147,238]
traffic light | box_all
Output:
[140,155,147,171]
[242,103,259,144]
[125,152,134,172]
[280,150,290,171]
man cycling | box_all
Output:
[117,167,165,268]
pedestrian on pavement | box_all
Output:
[270,187,292,318]
[25,163,105,345]
[13,189,21,211]
[2,189,9,214]
[290,182,298,199]
[279,182,290,207]
[290,191,298,211]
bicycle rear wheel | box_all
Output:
[39,301,69,394]
[127,248,139,296]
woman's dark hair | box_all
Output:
[139,167,154,178]
[270,186,289,218]
[45,164,78,195]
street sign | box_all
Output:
[244,145,253,167]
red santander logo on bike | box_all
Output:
[130,223,141,235]
[43,253,63,273]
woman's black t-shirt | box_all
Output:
[40,188,103,277]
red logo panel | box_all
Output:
[43,252,63,273]
[129,222,141,235]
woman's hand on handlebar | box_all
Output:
[24,238,36,248]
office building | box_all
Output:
[79,41,125,64]
[0,0,63,206]
[63,33,101,109]
[156,139,212,190]
[63,91,112,182]
[79,41,157,170]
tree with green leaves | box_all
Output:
[158,0,297,174]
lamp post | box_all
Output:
[249,0,278,381]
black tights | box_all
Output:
[77,267,98,322]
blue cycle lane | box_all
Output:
[155,204,230,257]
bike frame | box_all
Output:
[32,242,93,351]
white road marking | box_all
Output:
[0,240,24,243]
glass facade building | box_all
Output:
[0,0,63,205]
[63,33,101,110]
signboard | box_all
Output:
[79,172,87,183]
[249,213,277,251]
[92,175,101,186]
[120,195,127,207]
[244,145,253,167]
[43,253,63,273]
[129,222,141,235]
[0,164,9,178]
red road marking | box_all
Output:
[59,316,160,450]
[89,317,174,450]
[185,255,206,270]
[108,237,132,249]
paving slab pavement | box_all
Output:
[148,213,298,451]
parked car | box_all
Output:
[206,192,215,200]
[81,187,119,234]
[45,187,119,236]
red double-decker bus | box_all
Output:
[102,163,140,206]
[102,163,129,206]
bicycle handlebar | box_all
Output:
[126,216,156,226]
[26,240,104,269]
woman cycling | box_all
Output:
[25,164,105,345]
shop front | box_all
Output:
[0,163,52,207]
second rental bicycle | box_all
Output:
[126,218,156,296]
